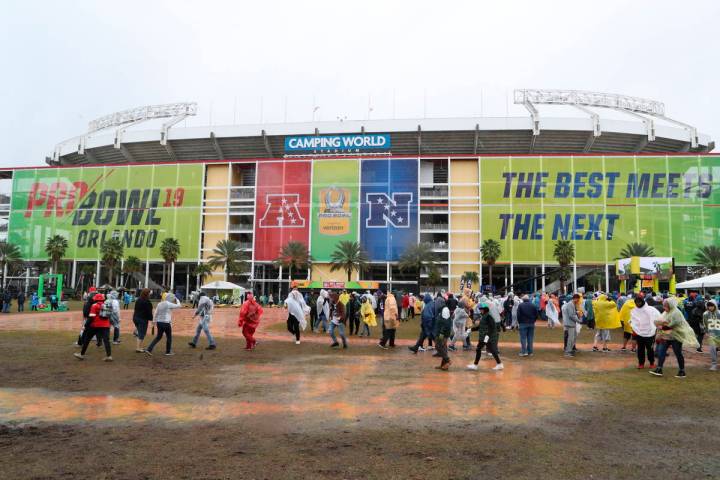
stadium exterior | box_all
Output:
[1,90,718,296]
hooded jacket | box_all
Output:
[703,300,720,347]
[421,294,434,335]
[360,300,377,326]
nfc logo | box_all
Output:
[365,192,413,228]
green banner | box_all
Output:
[310,159,360,261]
[9,164,204,261]
[478,155,720,265]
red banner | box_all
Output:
[254,161,311,261]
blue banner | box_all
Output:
[360,158,418,261]
[285,133,391,152]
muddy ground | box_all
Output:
[0,323,718,479]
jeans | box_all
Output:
[17,302,24,312]
[413,330,433,348]
[711,344,718,366]
[564,326,577,354]
[635,335,655,366]
[192,316,216,346]
[314,312,328,332]
[519,323,535,354]
[2,303,10,313]
[359,323,370,336]
[656,340,685,370]
[329,322,347,346]
[147,322,173,354]
[81,327,111,356]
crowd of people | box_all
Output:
[70,282,720,378]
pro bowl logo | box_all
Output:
[317,186,351,236]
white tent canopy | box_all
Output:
[676,273,720,289]
[200,280,244,290]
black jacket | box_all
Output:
[133,297,154,322]
[517,300,539,324]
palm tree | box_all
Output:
[193,263,214,287]
[79,264,96,292]
[480,239,502,287]
[0,241,21,289]
[275,241,312,281]
[100,238,124,286]
[619,242,655,259]
[694,245,720,273]
[159,237,181,287]
[208,239,248,277]
[426,267,443,293]
[462,271,479,290]
[584,270,604,292]
[44,234,68,278]
[329,241,368,281]
[553,240,575,293]
[122,256,143,287]
[398,242,436,289]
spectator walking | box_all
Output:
[132,288,153,352]
[145,293,181,356]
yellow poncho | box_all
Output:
[619,299,635,334]
[592,294,621,329]
[360,302,377,327]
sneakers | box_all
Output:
[710,364,718,371]
[637,364,645,369]
[448,345,457,352]
[466,364,479,371]
[648,364,656,369]
[330,342,340,348]
[295,340,301,345]
[73,353,85,360]
[696,348,703,353]
[144,350,153,356]
[188,342,197,348]
[592,346,600,352]
[408,346,419,354]
[103,356,113,362]
[418,346,426,352]
[620,347,627,352]
[135,349,145,353]
[603,348,611,352]
[518,352,528,357]
[164,352,175,356]
[563,353,575,358]
[112,341,121,345]
[492,363,504,371]
[675,370,687,378]
[649,367,663,376]
[377,343,388,350]
[205,345,217,350]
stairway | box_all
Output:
[542,266,596,294]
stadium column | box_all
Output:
[202,164,232,282]
[96,261,100,287]
[71,261,77,290]
[449,158,480,292]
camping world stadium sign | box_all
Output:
[284,133,391,153]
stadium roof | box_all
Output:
[50,90,714,166]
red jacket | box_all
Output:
[402,295,410,309]
[88,301,110,328]
[238,299,263,329]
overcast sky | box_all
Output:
[2,0,719,166]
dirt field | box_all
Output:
[0,308,718,479]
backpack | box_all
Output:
[101,299,113,319]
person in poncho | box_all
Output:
[592,294,620,352]
[546,293,560,328]
[630,294,659,369]
[448,299,470,352]
[314,289,330,333]
[650,297,698,378]
[238,292,263,350]
[466,303,503,371]
[618,293,637,352]
[702,300,720,370]
[285,288,309,345]
[359,296,376,337]
[378,292,399,349]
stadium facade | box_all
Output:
[1,90,718,296]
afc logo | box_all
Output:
[365,192,413,228]
[258,194,305,228]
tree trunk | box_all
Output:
[347,268,351,282]
[489,264,493,288]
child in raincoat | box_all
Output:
[448,299,470,351]
[702,300,720,371]
[238,292,263,350]
[618,294,636,352]
[592,294,620,352]
[359,296,376,337]
[650,297,698,378]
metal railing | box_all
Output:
[420,223,449,230]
